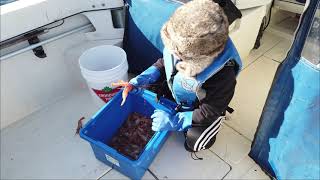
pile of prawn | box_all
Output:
[107,112,154,160]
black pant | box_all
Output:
[184,116,224,152]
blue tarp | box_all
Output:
[268,57,320,179]
[249,1,320,179]
[0,0,16,6]
[123,0,180,73]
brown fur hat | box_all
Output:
[161,0,229,75]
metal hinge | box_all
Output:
[27,36,47,59]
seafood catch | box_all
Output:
[107,112,154,160]
[111,80,134,106]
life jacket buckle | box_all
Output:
[175,104,182,112]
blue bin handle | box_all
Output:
[157,97,177,115]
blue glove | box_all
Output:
[129,66,161,87]
[151,110,193,131]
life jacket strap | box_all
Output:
[226,106,234,114]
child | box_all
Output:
[129,0,242,152]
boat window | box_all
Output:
[301,5,320,66]
[0,0,16,6]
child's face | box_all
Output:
[175,59,196,77]
[172,52,182,61]
[170,52,198,77]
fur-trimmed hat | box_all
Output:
[161,0,229,76]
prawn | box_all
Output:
[111,80,134,106]
[75,117,85,135]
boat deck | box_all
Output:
[1,30,292,179]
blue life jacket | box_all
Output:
[163,38,242,111]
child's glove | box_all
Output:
[151,110,192,131]
[129,66,161,87]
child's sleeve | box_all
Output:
[192,65,237,125]
[129,58,165,87]
[152,58,166,75]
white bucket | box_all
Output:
[79,45,128,107]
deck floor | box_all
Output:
[1,31,292,179]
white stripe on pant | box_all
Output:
[201,122,222,150]
[193,116,224,151]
